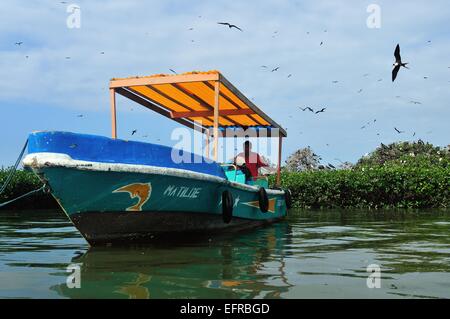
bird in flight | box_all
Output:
[320,41,323,46]
[271,67,280,72]
[217,22,243,31]
[357,89,363,93]
[392,44,409,82]
[132,130,137,135]
[332,80,339,84]
[409,100,422,105]
[315,108,326,114]
[287,74,292,78]
[15,42,23,46]
[169,69,177,74]
[76,114,84,118]
[261,65,268,69]
[394,127,404,134]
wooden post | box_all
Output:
[205,129,210,158]
[110,88,117,139]
[276,135,283,187]
[213,81,220,161]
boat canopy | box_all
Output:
[109,70,286,185]
[109,71,286,137]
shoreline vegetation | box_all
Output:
[271,140,449,209]
[1,141,449,210]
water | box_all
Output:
[0,209,449,299]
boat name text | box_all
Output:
[164,185,201,199]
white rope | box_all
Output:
[0,185,46,208]
[0,139,28,195]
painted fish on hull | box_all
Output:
[113,183,152,211]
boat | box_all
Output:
[23,71,291,245]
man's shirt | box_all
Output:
[236,151,268,178]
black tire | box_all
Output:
[222,190,233,224]
[284,189,292,209]
[258,187,269,213]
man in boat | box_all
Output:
[234,141,269,181]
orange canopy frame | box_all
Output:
[109,70,286,185]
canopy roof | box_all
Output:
[109,70,287,137]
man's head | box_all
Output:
[244,140,252,153]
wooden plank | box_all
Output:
[115,87,206,133]
[170,82,242,127]
[110,73,219,88]
[171,109,255,118]
[276,135,283,186]
[219,74,287,137]
[145,85,198,113]
[220,127,276,138]
[202,81,265,126]
[213,81,220,161]
[110,89,117,139]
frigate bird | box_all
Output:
[315,108,326,114]
[392,44,409,82]
[217,22,243,31]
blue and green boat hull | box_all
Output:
[23,132,288,245]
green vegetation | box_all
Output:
[271,141,450,209]
[356,140,449,168]
[272,165,449,209]
[0,168,57,210]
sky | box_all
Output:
[0,0,449,167]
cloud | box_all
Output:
[0,0,449,165]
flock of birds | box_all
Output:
[299,107,326,114]
[12,12,446,162]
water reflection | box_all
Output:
[0,209,449,299]
[51,222,294,299]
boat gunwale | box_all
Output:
[23,153,285,195]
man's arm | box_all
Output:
[257,154,269,168]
